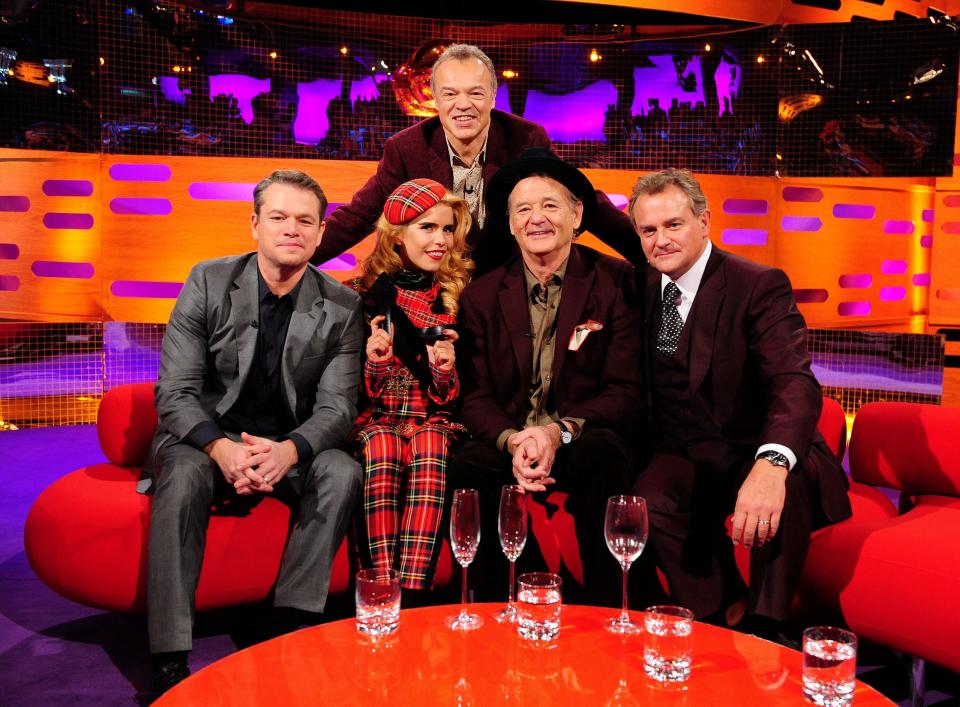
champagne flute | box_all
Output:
[604,495,648,634]
[495,484,528,623]
[445,488,483,631]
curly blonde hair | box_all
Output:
[359,194,474,316]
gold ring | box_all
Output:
[758,519,770,525]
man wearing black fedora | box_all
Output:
[447,148,645,606]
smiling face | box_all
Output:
[631,184,710,280]
[432,58,495,156]
[396,202,456,273]
[251,183,324,274]
[508,175,583,263]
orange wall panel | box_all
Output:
[0,149,953,329]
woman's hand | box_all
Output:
[366,315,394,362]
[426,328,458,371]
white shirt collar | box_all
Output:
[660,239,712,302]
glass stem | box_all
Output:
[460,565,469,615]
[621,563,630,620]
[508,559,516,606]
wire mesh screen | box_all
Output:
[0,2,956,176]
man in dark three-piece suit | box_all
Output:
[628,169,852,641]
[449,149,644,606]
[144,169,363,700]
[312,43,644,273]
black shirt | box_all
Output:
[185,268,312,465]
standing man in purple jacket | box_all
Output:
[312,44,643,273]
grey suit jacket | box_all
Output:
[141,252,363,491]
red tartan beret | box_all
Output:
[383,178,446,225]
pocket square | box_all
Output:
[568,320,603,351]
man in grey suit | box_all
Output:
[146,169,363,700]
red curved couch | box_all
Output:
[801,401,960,676]
[24,383,353,612]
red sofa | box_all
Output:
[25,383,852,618]
[24,383,355,612]
[800,402,960,678]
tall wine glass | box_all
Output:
[445,488,483,631]
[495,484,528,623]
[604,495,648,634]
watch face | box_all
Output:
[560,430,573,444]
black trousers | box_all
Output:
[446,428,636,608]
[630,450,815,622]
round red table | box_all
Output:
[156,604,893,705]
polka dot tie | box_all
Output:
[657,282,684,356]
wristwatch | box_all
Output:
[555,422,573,445]
[757,450,789,469]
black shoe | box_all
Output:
[263,606,320,640]
[149,652,190,703]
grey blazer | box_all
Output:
[140,252,363,491]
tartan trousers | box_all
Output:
[357,422,454,590]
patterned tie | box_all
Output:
[657,281,684,356]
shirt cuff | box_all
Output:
[756,443,797,471]
[279,432,314,468]
[185,421,226,452]
[497,428,521,455]
[365,357,392,377]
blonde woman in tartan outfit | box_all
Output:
[348,179,474,592]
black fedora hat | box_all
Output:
[486,147,596,228]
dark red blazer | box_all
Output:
[641,247,851,524]
[458,244,644,445]
[313,110,645,272]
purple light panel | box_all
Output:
[839,274,872,288]
[833,204,875,219]
[209,74,271,124]
[721,229,767,246]
[294,79,340,144]
[922,209,934,222]
[793,289,829,303]
[630,55,707,116]
[881,260,908,275]
[317,254,357,270]
[0,275,18,291]
[111,280,183,298]
[0,196,29,212]
[523,81,616,142]
[913,273,931,286]
[880,287,907,302]
[723,199,768,215]
[188,182,256,201]
[159,76,188,105]
[942,195,960,207]
[607,194,628,210]
[781,216,822,231]
[109,198,172,215]
[838,301,871,316]
[883,220,915,234]
[921,235,933,248]
[42,180,93,197]
[110,164,172,182]
[43,213,94,229]
[350,75,385,103]
[0,244,19,259]
[782,187,823,203]
[31,261,95,278]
